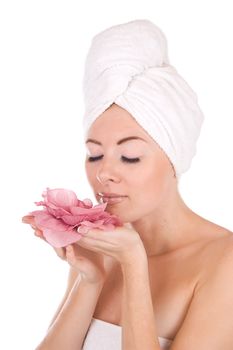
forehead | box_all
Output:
[87,103,150,141]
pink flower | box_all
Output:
[27,187,123,248]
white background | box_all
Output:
[0,1,232,349]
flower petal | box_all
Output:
[43,228,83,248]
[26,188,123,248]
[45,188,79,208]
[70,203,107,216]
[82,198,93,207]
[29,210,69,231]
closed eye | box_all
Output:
[87,155,140,163]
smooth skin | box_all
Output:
[22,103,233,349]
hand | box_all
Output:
[21,215,116,284]
[22,215,66,260]
[76,224,147,267]
[65,243,117,284]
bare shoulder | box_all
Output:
[196,229,233,284]
[203,228,233,255]
[202,228,233,257]
[171,230,233,349]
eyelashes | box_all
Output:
[87,155,140,163]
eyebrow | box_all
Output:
[85,136,147,146]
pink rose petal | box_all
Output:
[29,211,69,231]
[82,198,93,207]
[25,187,123,248]
[45,188,79,208]
[43,228,83,248]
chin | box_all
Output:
[106,207,138,224]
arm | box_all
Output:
[121,250,161,350]
[47,266,80,329]
[36,272,104,350]
[74,225,162,349]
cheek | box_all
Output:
[132,159,171,204]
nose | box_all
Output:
[96,162,120,184]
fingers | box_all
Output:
[66,245,75,265]
[22,215,36,230]
[78,226,118,243]
[78,236,114,250]
[22,216,71,261]
[22,215,35,224]
[66,245,83,267]
[54,247,66,260]
[34,229,44,238]
[77,225,89,234]
[22,215,45,240]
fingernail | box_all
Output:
[77,226,85,234]
[83,229,90,235]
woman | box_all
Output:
[22,20,233,349]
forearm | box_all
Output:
[36,276,104,350]
[47,284,74,330]
[121,255,161,350]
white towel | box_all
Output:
[82,19,204,179]
[82,318,172,350]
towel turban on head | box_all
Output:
[82,19,205,180]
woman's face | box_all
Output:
[85,104,176,223]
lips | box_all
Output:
[96,192,127,205]
[97,192,127,198]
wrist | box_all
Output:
[80,274,105,289]
[121,248,148,273]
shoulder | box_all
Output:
[196,230,233,285]
[171,232,233,348]
[203,229,233,256]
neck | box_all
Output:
[130,187,202,257]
